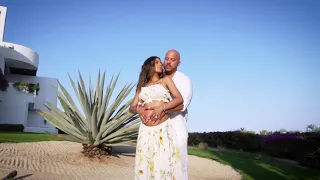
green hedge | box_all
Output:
[262,133,320,169]
[262,139,319,160]
[0,124,24,132]
[300,147,320,169]
[188,131,320,169]
[188,131,263,152]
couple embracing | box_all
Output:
[129,49,193,180]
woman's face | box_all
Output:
[154,58,163,73]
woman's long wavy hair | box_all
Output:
[136,56,164,92]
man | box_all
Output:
[138,49,193,179]
[162,49,193,180]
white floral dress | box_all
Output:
[135,84,182,180]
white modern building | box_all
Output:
[0,6,58,133]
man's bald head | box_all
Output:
[164,49,181,75]
[165,49,180,61]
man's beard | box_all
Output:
[164,69,174,75]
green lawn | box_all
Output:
[0,132,72,143]
[1,132,320,180]
[188,148,320,180]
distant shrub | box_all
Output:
[188,132,205,146]
[198,142,208,150]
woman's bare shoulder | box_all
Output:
[162,76,173,84]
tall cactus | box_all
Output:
[37,71,140,147]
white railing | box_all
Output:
[0,42,39,69]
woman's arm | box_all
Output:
[150,77,183,120]
[163,77,184,110]
[129,90,148,122]
[129,90,141,114]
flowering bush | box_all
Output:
[13,81,40,95]
[263,133,304,142]
[263,132,320,142]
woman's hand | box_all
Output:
[150,105,165,124]
[136,105,148,123]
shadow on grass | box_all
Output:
[188,148,320,180]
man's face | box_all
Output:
[164,51,180,73]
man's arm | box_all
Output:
[150,73,193,122]
[164,103,184,113]
[172,75,192,112]
[164,74,193,113]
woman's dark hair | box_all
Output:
[136,56,164,92]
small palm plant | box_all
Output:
[37,71,140,157]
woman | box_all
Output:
[129,56,184,180]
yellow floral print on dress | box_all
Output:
[134,84,183,180]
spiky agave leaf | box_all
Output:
[37,71,140,147]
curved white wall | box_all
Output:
[0,42,39,70]
[0,75,58,133]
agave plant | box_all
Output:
[37,71,140,152]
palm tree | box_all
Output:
[279,128,287,134]
[259,130,269,135]
[306,124,320,132]
[37,71,140,157]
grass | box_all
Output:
[188,147,320,180]
[1,132,320,180]
[0,131,72,143]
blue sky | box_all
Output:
[1,0,319,133]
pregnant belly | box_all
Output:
[143,100,168,126]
